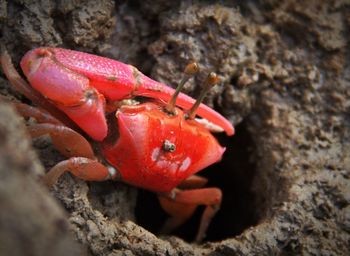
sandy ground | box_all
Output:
[0,1,349,255]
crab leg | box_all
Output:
[11,102,111,186]
[159,197,197,236]
[159,175,208,235]
[29,123,95,159]
[43,157,110,187]
[0,96,63,125]
[159,175,222,242]
[177,175,208,189]
[14,102,63,125]
[20,48,234,137]
[9,101,95,160]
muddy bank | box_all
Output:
[0,1,349,255]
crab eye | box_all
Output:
[162,139,176,152]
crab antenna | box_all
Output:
[187,72,220,120]
[165,62,199,114]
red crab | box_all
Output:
[0,47,234,242]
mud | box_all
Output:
[0,0,349,255]
[0,102,83,255]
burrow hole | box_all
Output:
[136,121,259,242]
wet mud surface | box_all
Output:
[0,0,349,255]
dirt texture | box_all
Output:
[0,0,349,255]
[0,102,83,255]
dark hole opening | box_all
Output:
[135,121,259,242]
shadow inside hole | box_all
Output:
[135,121,258,242]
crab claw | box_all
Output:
[21,48,108,141]
[43,48,234,136]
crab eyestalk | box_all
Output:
[187,72,220,120]
[165,62,199,114]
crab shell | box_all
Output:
[102,102,225,193]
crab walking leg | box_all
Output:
[11,103,111,186]
[43,157,110,187]
[159,197,197,235]
[14,102,63,125]
[12,102,94,159]
[159,186,222,242]
[159,188,222,242]
[196,200,221,243]
[159,175,209,236]
[28,123,94,159]
[177,175,208,190]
